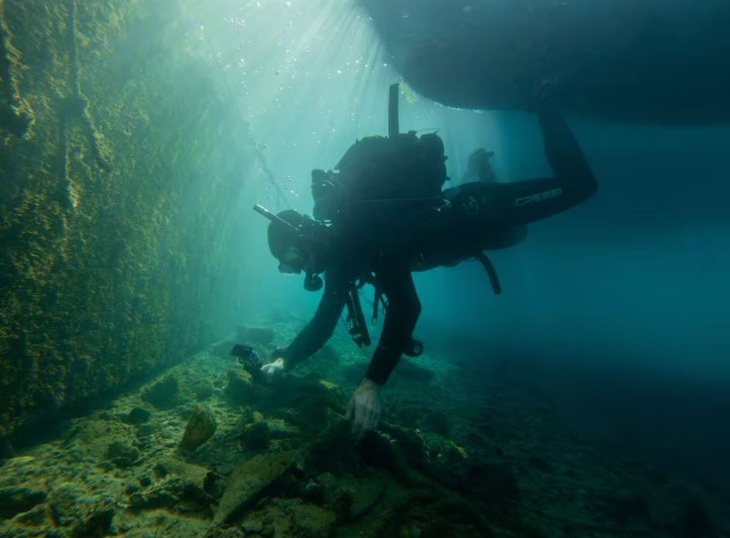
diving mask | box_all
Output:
[278,247,307,274]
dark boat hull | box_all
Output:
[359,0,730,124]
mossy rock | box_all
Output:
[241,421,270,451]
[66,419,133,460]
[106,440,140,468]
[130,458,216,514]
[180,404,217,452]
[0,487,48,519]
[225,370,256,405]
[284,500,338,538]
[71,508,115,538]
[141,377,179,409]
[213,451,296,526]
[121,406,152,425]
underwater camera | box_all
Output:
[230,344,263,379]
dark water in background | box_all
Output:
[412,118,730,497]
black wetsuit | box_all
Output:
[277,106,597,385]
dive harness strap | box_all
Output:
[475,252,502,295]
[344,251,501,349]
[345,281,371,347]
[345,276,422,357]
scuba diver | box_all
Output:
[463,148,498,184]
[252,85,598,437]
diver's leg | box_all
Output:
[474,105,597,226]
[536,102,597,197]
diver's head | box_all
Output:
[267,209,324,275]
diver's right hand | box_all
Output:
[260,357,286,380]
[345,378,383,438]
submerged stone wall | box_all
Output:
[0,0,253,450]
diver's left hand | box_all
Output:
[345,378,383,438]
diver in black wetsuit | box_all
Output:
[463,148,497,184]
[258,101,598,437]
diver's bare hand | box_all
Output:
[345,378,383,438]
[260,357,286,380]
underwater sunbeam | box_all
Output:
[190,0,393,166]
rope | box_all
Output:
[252,143,292,209]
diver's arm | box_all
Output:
[484,105,598,225]
[276,269,348,369]
[341,266,420,436]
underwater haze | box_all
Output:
[1,0,729,537]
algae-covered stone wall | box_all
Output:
[0,0,253,449]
